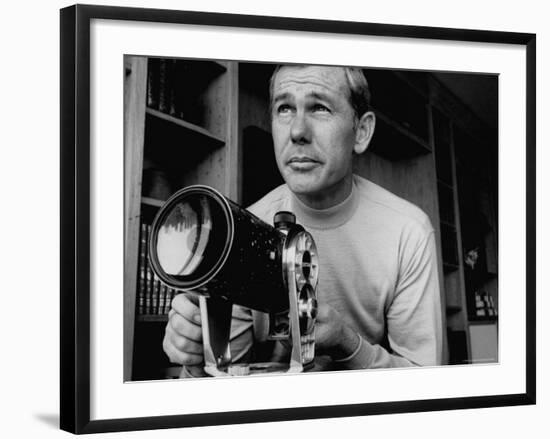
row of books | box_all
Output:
[474,290,497,318]
[146,58,207,126]
[137,222,179,316]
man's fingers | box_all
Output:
[163,294,205,366]
[163,320,204,365]
[171,293,202,325]
[168,331,204,355]
[168,312,203,342]
[163,337,203,366]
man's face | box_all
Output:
[271,66,358,206]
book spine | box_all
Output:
[168,59,177,117]
[147,58,159,109]
[137,223,147,315]
[152,275,159,315]
[165,288,175,315]
[173,60,184,120]
[158,59,169,113]
[158,283,166,315]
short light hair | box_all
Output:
[269,64,371,119]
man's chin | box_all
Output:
[285,179,322,197]
[283,168,332,195]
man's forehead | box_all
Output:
[273,65,348,95]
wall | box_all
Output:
[0,0,546,438]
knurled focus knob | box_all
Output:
[274,211,296,230]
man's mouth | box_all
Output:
[287,156,320,171]
[287,156,320,166]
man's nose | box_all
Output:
[290,111,311,144]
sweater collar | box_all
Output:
[290,179,358,230]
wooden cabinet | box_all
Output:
[124,57,240,380]
[124,58,498,379]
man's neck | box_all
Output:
[295,175,353,210]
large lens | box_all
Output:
[157,196,211,275]
[152,189,231,288]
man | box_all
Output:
[163,64,442,373]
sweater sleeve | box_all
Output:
[338,230,443,369]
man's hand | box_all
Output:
[162,294,203,366]
[314,302,361,361]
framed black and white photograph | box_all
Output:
[60,4,536,434]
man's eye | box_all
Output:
[277,104,292,114]
[312,104,330,113]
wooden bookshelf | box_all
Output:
[146,108,226,144]
[124,56,239,381]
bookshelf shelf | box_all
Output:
[369,111,432,161]
[437,179,453,190]
[146,108,225,145]
[440,219,456,229]
[446,305,462,315]
[137,315,169,323]
[394,70,429,98]
[189,59,228,75]
[211,60,229,71]
[141,196,164,208]
[443,262,459,273]
[144,110,227,173]
[469,316,498,324]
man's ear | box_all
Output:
[353,111,376,155]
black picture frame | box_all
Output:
[60,4,536,434]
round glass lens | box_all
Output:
[156,196,212,276]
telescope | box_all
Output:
[148,185,319,377]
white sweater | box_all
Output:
[230,174,442,369]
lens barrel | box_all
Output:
[149,186,289,313]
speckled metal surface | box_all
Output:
[192,196,289,313]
